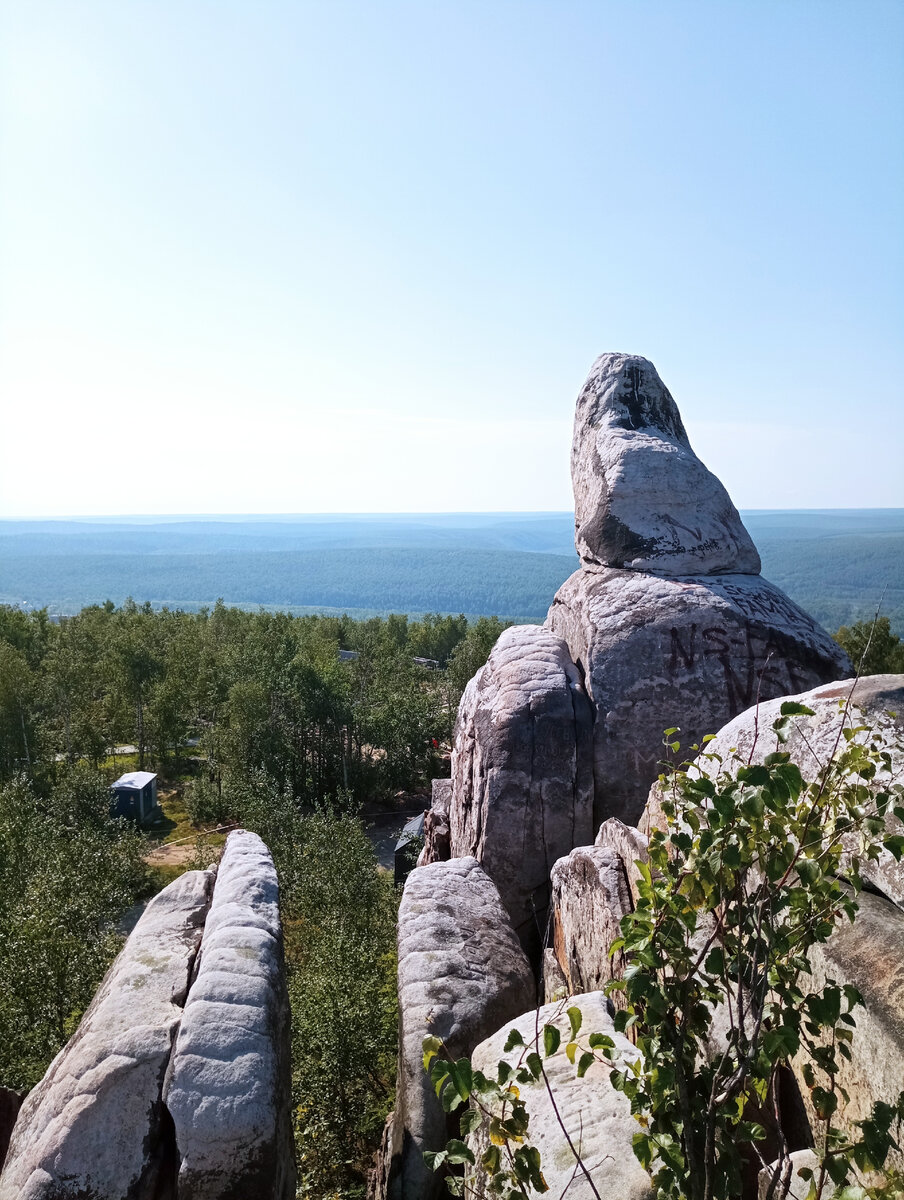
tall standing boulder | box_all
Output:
[386,858,536,1200]
[571,352,760,575]
[163,829,295,1200]
[0,869,214,1200]
[544,353,851,827]
[448,625,594,956]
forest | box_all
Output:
[0,600,505,1197]
[0,599,900,1196]
[2,509,902,632]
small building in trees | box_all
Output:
[110,770,160,826]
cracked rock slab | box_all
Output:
[680,675,904,908]
[449,625,594,956]
[390,858,536,1200]
[571,352,760,575]
[468,993,653,1199]
[0,869,214,1200]
[164,829,295,1200]
[550,845,633,1005]
[546,567,851,827]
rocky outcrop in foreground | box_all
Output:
[0,831,294,1200]
[380,857,536,1200]
[164,830,294,1199]
[682,674,904,906]
[468,993,653,1199]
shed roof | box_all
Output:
[112,771,157,790]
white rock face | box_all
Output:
[571,353,760,575]
[546,567,851,826]
[594,818,650,907]
[164,829,295,1200]
[758,1150,820,1200]
[550,845,632,1003]
[797,891,904,1176]
[684,674,904,907]
[0,869,214,1200]
[390,858,536,1200]
[468,993,653,1198]
[449,625,594,956]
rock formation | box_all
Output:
[548,567,850,825]
[164,830,294,1199]
[680,674,904,906]
[0,831,295,1200]
[374,350,897,1200]
[417,778,452,866]
[571,352,761,575]
[442,625,594,957]
[383,857,536,1200]
[797,890,904,1176]
[0,869,214,1200]
[549,845,632,1004]
[468,993,653,1198]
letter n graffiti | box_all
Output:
[670,625,697,673]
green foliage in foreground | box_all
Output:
[427,706,904,1200]
[212,772,399,1200]
[0,768,148,1090]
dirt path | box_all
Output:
[145,842,198,867]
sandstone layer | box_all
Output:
[388,857,536,1200]
[546,567,851,826]
[571,352,760,575]
[164,829,295,1200]
[0,870,213,1200]
[448,625,594,955]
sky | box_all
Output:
[1,0,902,517]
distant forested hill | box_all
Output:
[1,510,902,632]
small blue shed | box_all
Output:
[110,771,159,826]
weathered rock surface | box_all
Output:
[0,869,214,1200]
[550,845,632,1004]
[164,830,295,1199]
[757,1150,819,1200]
[546,566,851,826]
[542,947,569,1004]
[389,858,536,1200]
[449,625,594,954]
[418,778,452,867]
[796,890,904,1175]
[594,817,649,906]
[468,993,653,1198]
[687,675,904,907]
[571,353,760,575]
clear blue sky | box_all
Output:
[1,0,902,516]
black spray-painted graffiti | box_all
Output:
[668,621,813,711]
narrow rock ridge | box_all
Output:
[0,868,215,1200]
